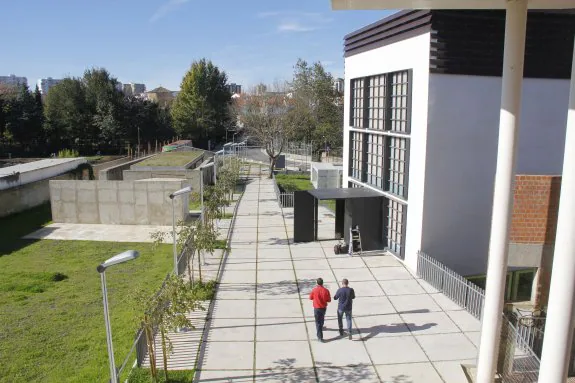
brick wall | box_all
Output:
[509,175,561,245]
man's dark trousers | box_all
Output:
[314,308,327,340]
[337,309,352,334]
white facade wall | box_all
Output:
[0,158,87,191]
[422,74,569,276]
[343,32,431,271]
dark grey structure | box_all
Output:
[293,188,385,251]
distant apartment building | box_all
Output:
[146,86,175,107]
[333,78,344,93]
[38,77,63,95]
[122,83,146,96]
[0,74,27,88]
[227,83,242,94]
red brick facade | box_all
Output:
[509,175,561,245]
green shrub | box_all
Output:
[191,280,217,301]
[57,149,79,158]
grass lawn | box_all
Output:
[274,173,313,192]
[135,151,202,168]
[128,368,194,383]
[274,173,335,212]
[0,206,173,383]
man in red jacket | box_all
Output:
[309,277,332,342]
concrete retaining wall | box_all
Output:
[99,155,156,181]
[123,161,215,191]
[92,157,131,180]
[50,179,189,225]
[0,172,75,218]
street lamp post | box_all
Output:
[137,127,140,158]
[169,186,192,275]
[97,250,140,383]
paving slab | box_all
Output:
[354,313,411,340]
[256,318,308,341]
[24,223,173,243]
[310,337,372,366]
[257,298,303,318]
[400,311,461,335]
[316,365,380,383]
[207,318,255,342]
[376,362,444,383]
[201,341,255,370]
[388,294,442,313]
[255,341,314,369]
[433,359,476,383]
[364,336,428,365]
[255,368,316,383]
[415,333,478,361]
[379,279,427,296]
[196,370,253,382]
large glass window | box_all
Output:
[349,131,364,181]
[389,71,410,133]
[386,199,407,258]
[387,136,408,198]
[368,74,386,130]
[366,134,385,189]
[350,78,365,128]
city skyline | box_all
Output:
[0,0,393,91]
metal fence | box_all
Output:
[117,238,196,376]
[416,251,542,382]
[417,251,485,319]
[271,173,294,208]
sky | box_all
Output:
[1,0,394,91]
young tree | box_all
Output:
[134,275,203,382]
[236,84,294,177]
[171,59,231,145]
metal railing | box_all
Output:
[416,251,542,382]
[271,173,294,208]
[118,238,196,376]
[417,251,485,319]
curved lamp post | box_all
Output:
[97,250,140,383]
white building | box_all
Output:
[122,83,146,96]
[0,74,27,87]
[342,10,574,277]
[227,83,242,94]
[38,77,63,95]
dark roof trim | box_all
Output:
[344,10,432,58]
[307,187,384,200]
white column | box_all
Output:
[476,1,528,382]
[537,39,575,383]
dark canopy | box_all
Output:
[307,187,383,200]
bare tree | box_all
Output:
[235,82,294,177]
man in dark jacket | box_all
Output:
[309,278,331,342]
[334,278,355,340]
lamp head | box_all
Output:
[169,186,192,199]
[97,250,139,273]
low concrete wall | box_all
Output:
[50,179,189,225]
[123,161,215,191]
[99,155,156,181]
[0,173,75,218]
[92,157,131,180]
[0,158,87,190]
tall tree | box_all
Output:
[171,59,231,146]
[290,59,344,155]
[43,77,89,146]
[1,85,43,146]
[236,83,295,177]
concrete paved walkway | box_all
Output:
[195,176,481,383]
